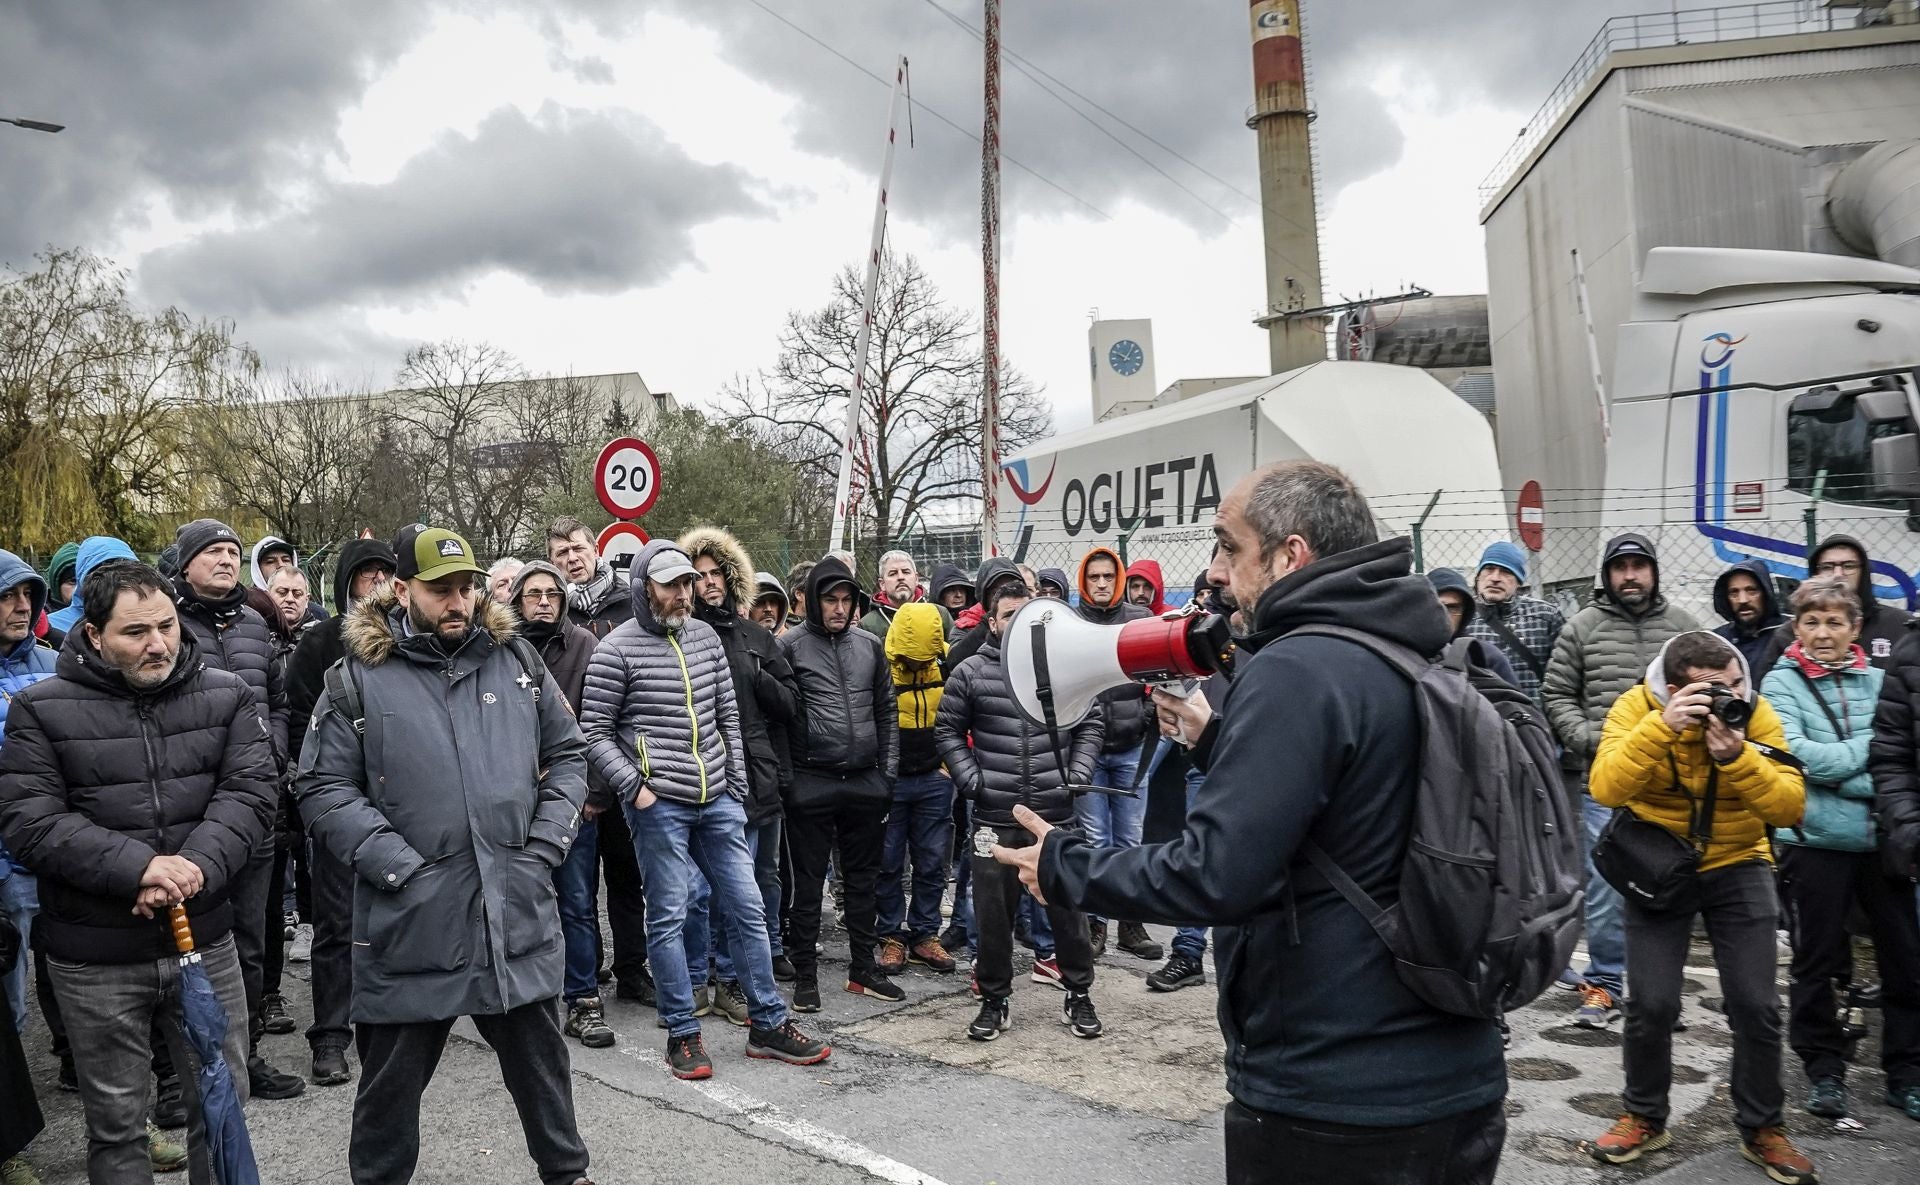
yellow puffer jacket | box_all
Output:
[886,602,947,729]
[1589,682,1806,871]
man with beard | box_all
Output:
[1,560,277,1185]
[511,561,618,1051]
[296,527,595,1185]
[751,572,790,636]
[1543,534,1700,1030]
[1465,541,1565,709]
[859,550,952,639]
[170,518,304,1102]
[1712,559,1786,673]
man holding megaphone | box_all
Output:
[992,461,1508,1185]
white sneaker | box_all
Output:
[289,923,314,963]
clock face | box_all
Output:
[1109,339,1145,377]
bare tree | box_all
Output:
[726,251,1051,557]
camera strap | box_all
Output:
[1670,753,1718,852]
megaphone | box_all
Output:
[1000,598,1236,730]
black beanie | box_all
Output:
[174,518,242,568]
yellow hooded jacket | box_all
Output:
[887,602,948,777]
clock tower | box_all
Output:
[1088,318,1157,422]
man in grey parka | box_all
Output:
[295,526,593,1185]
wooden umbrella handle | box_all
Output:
[169,904,196,955]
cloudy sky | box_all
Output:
[3,0,1655,431]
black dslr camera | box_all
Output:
[1704,683,1751,729]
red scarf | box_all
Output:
[1785,639,1867,679]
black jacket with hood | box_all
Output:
[943,558,1023,677]
[1426,567,1519,688]
[510,561,610,810]
[926,564,974,613]
[1038,537,1505,1125]
[174,579,291,771]
[1075,546,1151,753]
[1711,557,1787,673]
[1763,534,1911,671]
[778,557,897,806]
[286,538,398,763]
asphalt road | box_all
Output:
[15,928,1920,1183]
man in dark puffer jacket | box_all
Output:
[779,556,900,1010]
[937,579,1105,1042]
[170,517,303,1100]
[0,560,277,1183]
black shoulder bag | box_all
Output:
[1591,754,1716,915]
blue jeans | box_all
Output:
[627,794,785,1037]
[950,800,974,936]
[700,819,785,981]
[1172,766,1209,959]
[553,816,602,1004]
[1582,789,1627,997]
[1075,744,1147,925]
[1,870,36,1032]
[878,772,955,942]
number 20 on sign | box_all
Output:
[594,437,661,520]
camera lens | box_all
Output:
[1711,693,1751,729]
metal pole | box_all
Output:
[1806,468,1827,554]
[980,0,1004,562]
[1571,248,1612,443]
[1410,489,1443,573]
[828,57,910,557]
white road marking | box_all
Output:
[612,1045,951,1185]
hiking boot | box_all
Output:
[1117,921,1163,960]
[282,910,297,941]
[248,1054,306,1100]
[846,968,905,1002]
[877,937,908,975]
[0,1155,41,1185]
[596,964,612,984]
[566,997,616,1048]
[792,976,822,1013]
[148,1124,188,1173]
[1062,991,1103,1039]
[312,1044,351,1087]
[1804,1076,1847,1119]
[746,1019,832,1065]
[260,992,296,1035]
[1575,985,1621,1029]
[772,954,797,982]
[1087,920,1108,958]
[1146,952,1205,992]
[1591,1114,1670,1165]
[56,1056,76,1093]
[692,982,712,1018]
[1887,1085,1920,1121]
[665,1033,712,1081]
[152,1076,187,1128]
[1741,1127,1818,1184]
[968,996,1012,1042]
[615,966,657,1007]
[713,980,750,1027]
[1030,956,1064,990]
[909,936,956,972]
[939,922,970,955]
[288,922,313,963]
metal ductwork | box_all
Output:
[1830,138,1920,268]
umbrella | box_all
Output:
[169,905,261,1185]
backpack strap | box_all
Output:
[1286,624,1430,680]
[322,658,365,737]
[1476,605,1548,679]
[505,635,547,704]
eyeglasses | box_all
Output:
[520,589,564,603]
[1815,561,1863,575]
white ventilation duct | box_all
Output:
[1830,138,1920,268]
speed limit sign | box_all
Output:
[594,437,661,520]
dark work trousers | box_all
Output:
[1780,843,1920,1091]
[262,835,291,998]
[785,794,888,981]
[592,803,650,986]
[1623,860,1784,1134]
[351,998,589,1185]
[230,842,274,1049]
[1224,1097,1505,1185]
[970,825,1094,999]
[306,843,355,1054]
[292,825,314,922]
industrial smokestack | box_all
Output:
[1248,0,1327,373]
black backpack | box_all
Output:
[1290,627,1584,1019]
[321,636,546,739]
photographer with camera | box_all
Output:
[1585,631,1812,1181]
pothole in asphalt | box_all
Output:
[1530,990,1582,1013]
[1504,1099,1525,1118]
[1672,1064,1709,1084]
[1515,1132,1592,1167]
[1569,1092,1624,1118]
[1541,1026,1623,1048]
[1682,977,1706,995]
[1507,1057,1581,1081]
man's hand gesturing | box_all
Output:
[991,805,1056,905]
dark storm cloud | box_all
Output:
[139,104,762,315]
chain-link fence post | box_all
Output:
[1804,468,1827,554]
[1409,490,1443,573]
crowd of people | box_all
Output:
[2,471,1920,1184]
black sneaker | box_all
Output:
[57,1056,78,1093]
[846,969,905,1002]
[596,964,613,985]
[746,1020,831,1065]
[1146,952,1205,992]
[939,923,970,955]
[152,1076,187,1128]
[1088,920,1108,959]
[1117,922,1163,961]
[967,997,1012,1042]
[772,954,797,982]
[1062,991,1104,1039]
[566,997,617,1048]
[792,976,822,1013]
[311,1045,351,1087]
[615,967,656,1007]
[247,1054,306,1100]
[666,1033,712,1080]
[282,910,297,941]
[260,993,296,1035]
[1805,1075,1848,1118]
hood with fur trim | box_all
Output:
[677,526,755,610]
[342,583,518,667]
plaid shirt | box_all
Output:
[1466,596,1566,706]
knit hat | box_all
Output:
[1477,541,1528,584]
[174,518,243,568]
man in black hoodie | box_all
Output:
[1762,534,1911,669]
[996,462,1507,1185]
[1712,558,1786,672]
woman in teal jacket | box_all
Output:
[1762,577,1920,1122]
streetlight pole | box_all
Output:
[2,118,64,134]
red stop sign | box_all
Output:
[1516,481,1545,551]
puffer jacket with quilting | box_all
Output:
[935,635,1104,826]
[1869,622,1920,878]
[580,540,748,810]
[779,556,897,804]
[1762,646,1880,853]
[175,581,291,770]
